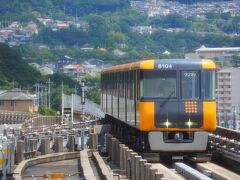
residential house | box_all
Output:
[113,49,126,57]
[39,66,54,76]
[0,89,38,112]
[25,22,38,35]
[83,59,112,75]
[56,55,77,70]
[63,64,85,81]
[37,18,53,26]
[130,26,154,35]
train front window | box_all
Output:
[140,70,176,99]
[203,71,215,100]
[181,71,200,99]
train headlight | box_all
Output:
[185,118,194,128]
[164,119,172,128]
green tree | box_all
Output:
[231,55,240,67]
[0,45,42,87]
[38,105,58,116]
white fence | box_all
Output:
[62,93,105,118]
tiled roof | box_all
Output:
[0,90,33,100]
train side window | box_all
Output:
[181,71,200,100]
[203,71,215,100]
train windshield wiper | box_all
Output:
[160,90,175,108]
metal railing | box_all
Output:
[63,93,105,118]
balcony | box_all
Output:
[217,94,224,98]
[217,81,224,86]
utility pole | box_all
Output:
[61,82,64,124]
[34,83,38,106]
[74,85,77,94]
[71,93,74,123]
[40,83,44,106]
[47,78,52,109]
[81,81,86,122]
[37,81,40,107]
[44,86,48,107]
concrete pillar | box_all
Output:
[89,133,97,149]
[126,149,133,178]
[113,140,120,165]
[155,172,164,180]
[130,152,138,180]
[106,134,109,151]
[54,136,63,153]
[122,147,128,172]
[115,141,121,167]
[144,163,151,180]
[40,137,50,155]
[150,168,158,180]
[7,142,15,172]
[119,144,125,170]
[134,155,142,180]
[16,140,24,164]
[140,159,147,180]
[111,138,117,162]
[29,138,38,152]
[68,135,75,152]
[106,134,112,154]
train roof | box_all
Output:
[101,59,216,73]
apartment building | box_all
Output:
[217,67,240,130]
[196,46,240,59]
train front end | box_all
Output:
[138,59,216,152]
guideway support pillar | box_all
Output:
[126,149,133,178]
[89,133,97,149]
[54,136,63,153]
[40,137,50,155]
[16,140,24,164]
[68,135,75,152]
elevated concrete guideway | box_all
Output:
[1,91,240,179]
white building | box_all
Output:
[196,45,240,59]
[217,67,240,130]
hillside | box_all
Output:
[1,0,240,65]
[172,0,231,3]
[0,0,129,21]
[0,44,84,110]
[0,45,42,88]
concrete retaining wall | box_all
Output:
[13,152,80,180]
[92,151,115,180]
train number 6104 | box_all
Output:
[158,64,173,69]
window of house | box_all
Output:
[11,101,16,107]
[0,100,4,106]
